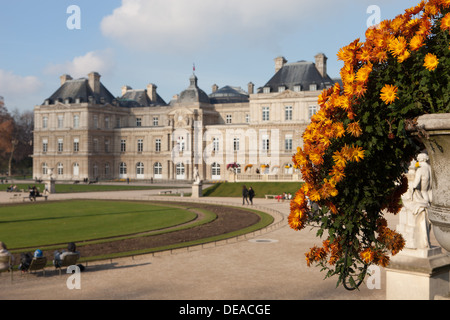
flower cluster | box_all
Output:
[290,0,450,287]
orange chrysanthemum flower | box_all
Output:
[346,122,363,137]
[423,53,439,71]
[380,84,399,105]
[441,13,450,31]
[410,34,425,51]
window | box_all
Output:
[105,117,110,129]
[105,140,110,153]
[176,163,185,179]
[309,105,318,119]
[154,162,162,178]
[136,162,144,177]
[57,163,64,175]
[116,117,121,128]
[153,117,159,126]
[213,137,220,152]
[136,118,142,127]
[73,163,79,176]
[73,115,80,128]
[245,114,250,123]
[58,138,64,152]
[42,116,48,129]
[93,115,99,129]
[278,86,285,93]
[294,85,302,92]
[310,84,318,91]
[58,115,64,128]
[233,138,240,151]
[93,139,99,153]
[137,139,144,152]
[73,138,79,153]
[262,135,270,151]
[42,163,48,175]
[42,139,48,153]
[263,87,270,94]
[211,163,221,179]
[226,115,232,124]
[105,163,111,176]
[262,107,270,121]
[285,106,293,121]
[285,135,293,151]
[119,162,127,175]
[177,137,185,151]
[121,139,126,152]
[155,138,161,152]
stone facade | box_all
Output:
[32,54,339,183]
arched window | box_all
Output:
[176,163,185,180]
[119,162,127,178]
[136,162,144,179]
[154,162,162,179]
[211,162,221,180]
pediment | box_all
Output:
[274,90,302,99]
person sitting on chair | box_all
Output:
[53,242,80,267]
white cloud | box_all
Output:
[0,70,43,97]
[44,49,116,78]
[100,0,328,53]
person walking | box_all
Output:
[242,185,249,205]
[248,186,255,205]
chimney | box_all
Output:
[88,72,101,94]
[315,53,328,78]
[147,83,157,102]
[122,85,131,96]
[248,82,254,95]
[274,56,287,73]
[60,74,73,86]
[212,84,219,93]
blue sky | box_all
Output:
[0,0,419,113]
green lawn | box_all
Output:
[203,182,303,198]
[0,200,197,249]
[2,183,169,194]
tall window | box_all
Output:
[154,162,162,178]
[93,115,99,129]
[42,116,48,129]
[73,115,80,128]
[93,139,99,153]
[262,107,270,121]
[176,163,185,178]
[105,163,110,176]
[262,135,270,151]
[309,105,318,119]
[105,117,110,129]
[285,106,293,121]
[226,114,232,124]
[57,138,64,152]
[58,115,64,128]
[42,163,48,175]
[42,139,48,153]
[285,135,293,151]
[155,138,161,152]
[121,139,126,152]
[136,118,142,127]
[57,163,64,175]
[73,163,80,176]
[105,140,110,153]
[119,162,127,175]
[213,137,220,152]
[211,163,221,178]
[153,117,159,126]
[136,162,144,176]
[233,138,240,151]
[73,138,79,152]
[137,139,144,152]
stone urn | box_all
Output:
[416,113,450,252]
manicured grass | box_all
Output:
[0,200,197,249]
[2,183,169,194]
[203,182,303,198]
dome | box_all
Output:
[209,85,249,104]
[177,74,210,104]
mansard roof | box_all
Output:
[46,78,115,105]
[258,61,335,93]
[209,86,249,104]
[119,89,167,108]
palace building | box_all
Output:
[32,53,338,183]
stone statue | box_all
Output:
[397,153,432,249]
[193,166,201,185]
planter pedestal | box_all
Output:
[191,182,203,198]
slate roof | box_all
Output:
[209,86,249,104]
[46,79,116,105]
[175,74,210,105]
[119,89,167,108]
[258,61,336,93]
